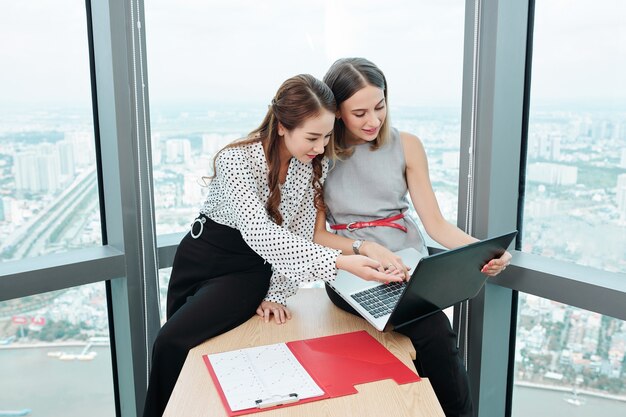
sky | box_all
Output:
[0,0,624,108]
[531,0,626,104]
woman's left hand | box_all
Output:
[481,251,512,276]
[256,301,292,324]
[360,241,411,280]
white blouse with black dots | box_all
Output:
[200,141,340,306]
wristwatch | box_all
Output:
[352,239,364,255]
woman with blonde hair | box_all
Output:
[313,58,513,417]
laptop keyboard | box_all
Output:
[350,282,407,318]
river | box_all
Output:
[1,346,625,416]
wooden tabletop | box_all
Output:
[163,288,444,417]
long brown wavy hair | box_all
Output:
[210,74,337,225]
[323,58,391,158]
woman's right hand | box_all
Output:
[256,301,292,324]
[336,254,404,284]
[360,241,411,280]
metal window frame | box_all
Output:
[89,1,160,416]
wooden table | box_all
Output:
[163,288,445,417]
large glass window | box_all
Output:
[0,1,102,262]
[0,2,112,414]
[521,0,626,273]
[145,1,466,316]
[513,1,626,415]
[145,0,465,236]
[0,283,115,417]
[512,293,626,417]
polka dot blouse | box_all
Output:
[200,141,340,305]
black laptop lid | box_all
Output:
[388,231,517,331]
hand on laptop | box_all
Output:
[336,254,404,284]
[481,251,512,276]
[256,301,292,325]
[360,241,411,281]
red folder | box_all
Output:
[203,330,420,416]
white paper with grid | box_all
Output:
[207,343,324,411]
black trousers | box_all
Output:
[142,217,272,417]
[325,285,474,417]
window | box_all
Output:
[145,2,466,311]
[145,0,465,237]
[521,0,626,273]
[512,293,626,417]
[511,1,626,415]
[0,283,115,417]
[0,1,102,262]
[0,2,115,414]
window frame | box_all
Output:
[2,1,625,417]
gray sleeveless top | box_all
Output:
[324,128,429,256]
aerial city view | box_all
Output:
[0,102,625,416]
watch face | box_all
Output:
[353,240,362,254]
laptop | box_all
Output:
[328,231,517,331]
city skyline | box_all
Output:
[1,102,625,258]
[2,102,625,274]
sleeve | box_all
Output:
[263,271,298,306]
[215,150,340,291]
[263,157,336,306]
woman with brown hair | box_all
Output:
[142,74,397,417]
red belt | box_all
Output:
[330,213,407,233]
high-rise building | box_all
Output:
[603,121,615,140]
[577,117,593,138]
[57,140,75,178]
[528,133,561,161]
[528,133,563,161]
[608,332,626,367]
[165,138,192,164]
[592,119,605,141]
[566,311,586,350]
[14,151,38,192]
[36,144,62,192]
[538,133,561,160]
[620,148,626,168]
[65,131,95,167]
[1,197,16,223]
[583,312,602,354]
[14,145,62,194]
[525,324,547,353]
[0,196,4,222]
